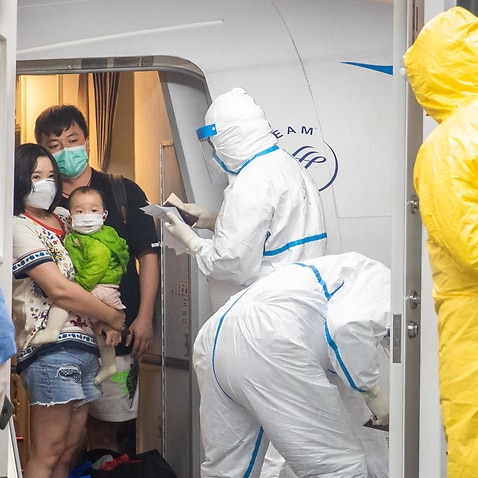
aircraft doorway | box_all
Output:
[15,61,222,478]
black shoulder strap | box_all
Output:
[108,173,128,224]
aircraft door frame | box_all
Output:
[0,1,19,477]
[392,1,449,477]
[390,1,424,477]
[14,58,224,478]
[159,72,225,478]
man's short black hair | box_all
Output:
[34,105,89,143]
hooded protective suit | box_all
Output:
[193,88,327,311]
[403,7,478,477]
[193,252,390,478]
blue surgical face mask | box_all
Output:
[53,145,88,179]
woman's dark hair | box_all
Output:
[34,105,89,143]
[14,143,64,216]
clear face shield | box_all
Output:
[196,123,227,185]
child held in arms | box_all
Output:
[32,186,129,384]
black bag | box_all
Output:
[108,173,128,224]
[89,449,177,478]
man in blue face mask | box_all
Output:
[34,105,160,457]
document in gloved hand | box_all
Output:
[163,193,199,226]
[140,193,199,256]
[140,193,198,226]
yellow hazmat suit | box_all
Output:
[403,7,478,477]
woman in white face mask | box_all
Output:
[12,144,127,478]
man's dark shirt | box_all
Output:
[60,169,159,355]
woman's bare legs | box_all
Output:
[52,403,89,478]
[23,402,89,478]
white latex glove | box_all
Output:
[183,203,218,230]
[364,385,389,426]
[164,212,202,252]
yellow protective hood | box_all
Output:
[403,6,478,124]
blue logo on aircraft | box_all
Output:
[273,126,339,192]
[293,142,338,192]
[272,62,391,191]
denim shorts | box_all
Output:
[21,347,102,407]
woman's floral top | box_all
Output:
[12,208,97,372]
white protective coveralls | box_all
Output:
[403,7,478,477]
[165,88,388,477]
[166,88,327,312]
[193,251,390,478]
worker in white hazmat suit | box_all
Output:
[192,251,390,478]
[163,87,327,313]
[163,87,328,478]
[403,6,478,477]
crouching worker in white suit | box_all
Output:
[193,251,390,478]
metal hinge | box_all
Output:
[392,314,402,363]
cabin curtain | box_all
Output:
[93,72,120,172]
